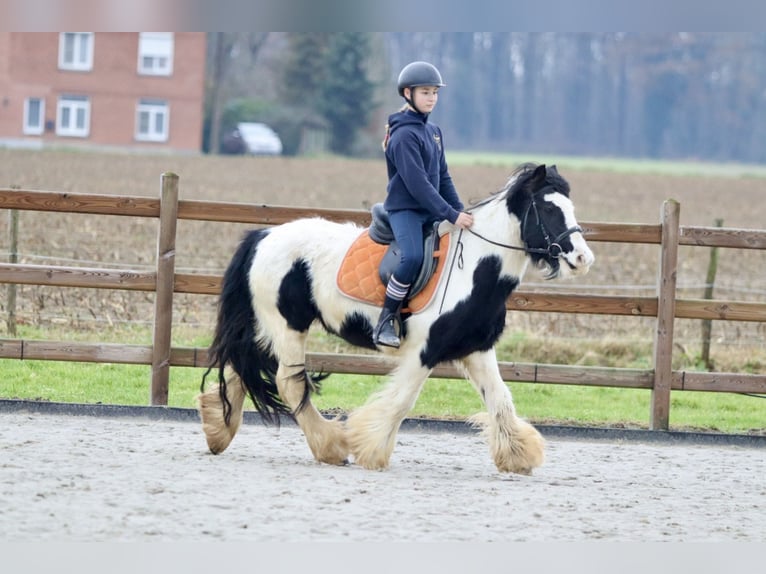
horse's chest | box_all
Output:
[419,256,519,367]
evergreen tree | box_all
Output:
[317,33,375,155]
[280,33,329,107]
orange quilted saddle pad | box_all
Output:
[336,229,451,314]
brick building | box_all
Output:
[0,32,206,153]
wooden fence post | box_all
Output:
[651,199,680,430]
[6,208,18,336]
[151,173,179,405]
[700,218,723,370]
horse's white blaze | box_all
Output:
[546,193,595,277]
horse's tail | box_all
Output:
[201,229,290,426]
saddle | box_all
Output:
[337,203,451,314]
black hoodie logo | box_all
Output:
[433,134,441,151]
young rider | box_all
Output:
[373,61,474,348]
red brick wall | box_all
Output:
[0,32,206,151]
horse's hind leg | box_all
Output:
[197,368,247,454]
[274,335,349,466]
[346,349,432,470]
[460,349,545,475]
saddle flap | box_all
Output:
[336,227,451,315]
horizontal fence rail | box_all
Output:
[2,181,766,430]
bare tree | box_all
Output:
[206,32,270,154]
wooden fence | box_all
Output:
[1,173,765,430]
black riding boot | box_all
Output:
[373,297,403,348]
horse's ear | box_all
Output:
[532,164,547,185]
[549,164,559,175]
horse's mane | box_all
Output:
[468,162,570,210]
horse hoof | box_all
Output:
[351,454,390,471]
[319,455,350,466]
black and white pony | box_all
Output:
[198,163,594,474]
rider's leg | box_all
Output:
[373,210,426,348]
[373,276,409,348]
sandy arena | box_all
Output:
[1,403,763,542]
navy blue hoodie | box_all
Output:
[383,109,463,224]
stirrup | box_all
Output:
[373,313,401,348]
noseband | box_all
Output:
[522,197,582,257]
[466,196,582,259]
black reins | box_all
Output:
[438,195,580,314]
[465,196,582,259]
[438,181,581,314]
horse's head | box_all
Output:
[506,163,594,279]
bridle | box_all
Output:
[465,194,582,259]
[438,194,580,314]
[439,184,582,314]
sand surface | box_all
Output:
[1,410,764,542]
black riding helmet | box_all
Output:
[397,61,445,113]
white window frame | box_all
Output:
[137,33,174,76]
[58,33,94,72]
[56,96,90,138]
[135,99,169,142]
[23,97,45,135]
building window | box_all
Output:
[58,33,94,71]
[136,99,169,142]
[56,96,90,137]
[23,98,45,135]
[137,33,174,76]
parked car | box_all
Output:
[221,122,283,155]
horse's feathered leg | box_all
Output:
[197,367,247,454]
[198,229,291,454]
[345,346,432,470]
[460,349,545,474]
[272,333,349,466]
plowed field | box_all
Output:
[1,149,764,369]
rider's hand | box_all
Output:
[454,212,474,230]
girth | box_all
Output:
[368,203,441,300]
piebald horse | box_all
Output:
[198,163,594,474]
